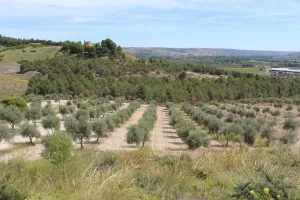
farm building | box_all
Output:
[266,68,300,76]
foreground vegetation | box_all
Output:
[1,146,300,200]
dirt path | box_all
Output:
[0,144,42,162]
[150,107,187,152]
[96,105,148,150]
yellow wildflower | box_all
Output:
[264,188,270,194]
[277,194,281,198]
[250,190,255,195]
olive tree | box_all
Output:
[42,103,55,116]
[262,107,270,118]
[222,124,244,147]
[59,105,70,120]
[19,124,41,144]
[0,124,14,143]
[0,105,22,129]
[283,118,297,132]
[24,105,42,126]
[270,110,281,120]
[286,105,293,114]
[65,116,91,149]
[261,125,274,146]
[207,117,222,138]
[92,119,108,142]
[186,130,210,149]
[126,125,142,147]
[42,115,60,134]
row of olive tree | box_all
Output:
[183,104,267,146]
[126,102,157,147]
[167,103,210,149]
[0,102,61,145]
[65,101,141,148]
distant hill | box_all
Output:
[124,47,296,58]
[280,52,300,60]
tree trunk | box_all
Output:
[29,137,33,145]
[97,137,100,142]
[80,138,84,149]
[142,141,145,147]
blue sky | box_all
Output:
[1,0,300,51]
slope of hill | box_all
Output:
[124,47,295,58]
[0,46,60,64]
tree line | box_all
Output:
[0,34,62,47]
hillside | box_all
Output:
[0,46,60,64]
[124,47,296,58]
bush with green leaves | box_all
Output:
[42,131,73,165]
[233,166,297,200]
[1,97,27,111]
[19,123,41,144]
[42,115,60,134]
[186,130,210,149]
[0,180,26,200]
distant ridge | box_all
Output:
[124,47,297,58]
[281,52,300,60]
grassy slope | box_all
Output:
[0,46,60,64]
[0,74,30,98]
[1,147,299,199]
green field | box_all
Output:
[0,46,60,63]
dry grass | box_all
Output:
[1,146,300,200]
[0,74,29,98]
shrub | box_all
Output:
[1,98,27,111]
[0,181,26,200]
[95,151,118,167]
[232,166,297,200]
[42,131,73,165]
[280,133,298,144]
[186,130,210,149]
[225,113,234,123]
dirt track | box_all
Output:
[96,105,148,150]
[149,107,188,152]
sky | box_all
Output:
[1,0,300,51]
